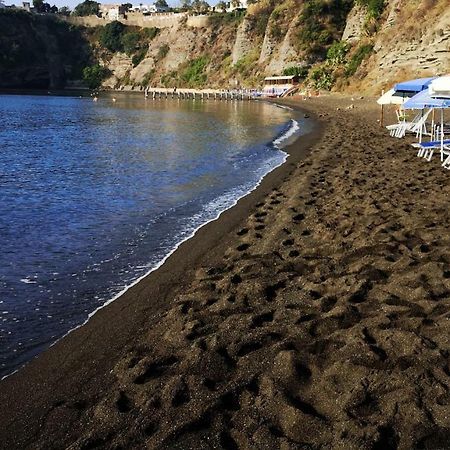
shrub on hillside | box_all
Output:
[181,56,209,86]
[326,41,350,66]
[132,48,148,67]
[356,0,385,20]
[143,27,159,40]
[345,43,373,76]
[121,31,140,54]
[309,65,333,90]
[234,49,259,77]
[82,64,110,88]
[141,69,155,86]
[157,44,170,60]
[282,66,309,79]
[295,0,353,58]
[73,0,99,17]
[208,10,245,28]
[99,21,125,52]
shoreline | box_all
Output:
[0,100,323,448]
[0,101,303,381]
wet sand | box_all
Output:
[0,96,449,450]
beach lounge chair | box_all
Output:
[386,108,432,139]
[443,155,450,170]
[413,139,450,162]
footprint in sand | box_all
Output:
[236,243,250,252]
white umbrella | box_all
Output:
[376,88,408,105]
[429,76,450,99]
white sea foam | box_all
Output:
[273,119,300,148]
[275,104,294,111]
[20,278,37,284]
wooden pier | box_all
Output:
[144,87,256,101]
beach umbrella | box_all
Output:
[394,77,436,94]
[403,89,450,109]
[379,78,435,127]
[376,88,408,105]
[377,88,411,126]
[429,75,450,98]
[403,90,450,143]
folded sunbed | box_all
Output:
[413,139,450,163]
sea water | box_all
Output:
[0,93,305,378]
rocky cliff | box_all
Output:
[1,0,449,93]
[351,0,450,94]
[97,0,449,94]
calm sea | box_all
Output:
[0,93,305,378]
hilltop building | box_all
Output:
[225,0,247,12]
[99,4,127,19]
[99,2,169,18]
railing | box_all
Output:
[144,87,258,100]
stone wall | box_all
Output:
[65,12,209,29]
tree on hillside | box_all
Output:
[73,0,99,16]
[82,64,110,89]
[121,2,132,12]
[33,0,51,12]
[99,20,125,52]
[155,0,168,8]
[33,0,43,11]
[231,0,241,9]
[180,0,191,11]
[216,1,226,12]
[58,5,71,15]
[191,0,209,13]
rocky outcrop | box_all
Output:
[359,0,450,93]
[102,53,133,89]
[258,25,278,64]
[231,16,254,65]
[342,4,367,43]
[265,14,301,75]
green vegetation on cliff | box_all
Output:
[93,21,159,67]
[0,9,92,88]
[82,64,110,88]
[295,0,354,59]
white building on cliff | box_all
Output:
[225,0,248,12]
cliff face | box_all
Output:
[352,0,450,94]
[1,0,449,93]
[99,0,449,93]
[0,10,91,89]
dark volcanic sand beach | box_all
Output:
[0,96,449,450]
